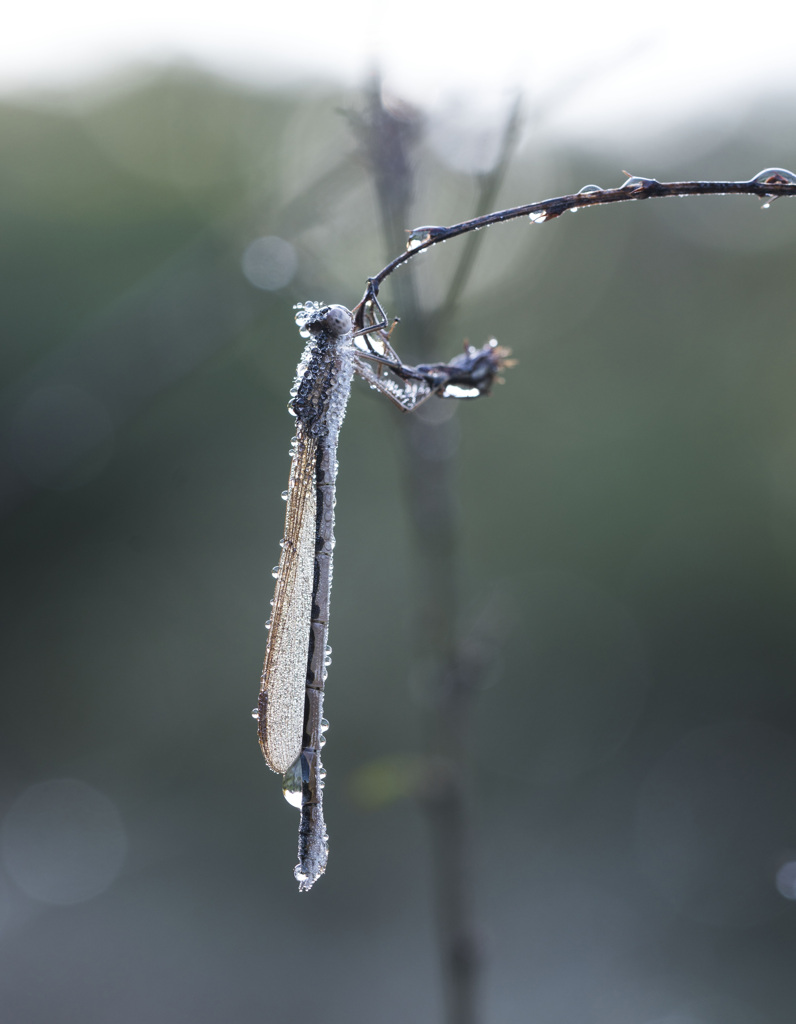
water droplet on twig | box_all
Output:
[406,226,446,251]
[621,174,657,194]
[569,183,602,213]
[750,167,796,186]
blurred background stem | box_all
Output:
[350,81,520,1024]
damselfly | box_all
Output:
[256,300,509,889]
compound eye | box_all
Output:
[323,305,354,337]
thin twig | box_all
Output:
[352,169,796,324]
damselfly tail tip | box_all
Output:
[295,847,328,892]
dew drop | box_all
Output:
[751,167,796,186]
[281,490,289,501]
[442,383,480,398]
[271,565,280,578]
[571,183,602,211]
[406,226,445,250]
[320,718,330,733]
[294,300,324,334]
[528,210,547,224]
[251,707,259,719]
[282,760,303,809]
[621,175,655,191]
[264,618,272,630]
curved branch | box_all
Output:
[353,169,796,325]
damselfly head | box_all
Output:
[321,305,354,338]
[293,301,353,339]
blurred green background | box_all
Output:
[2,67,796,1023]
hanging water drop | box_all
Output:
[251,707,259,720]
[271,565,280,578]
[406,226,445,251]
[528,210,547,224]
[282,759,303,809]
[281,490,289,501]
[320,718,330,733]
[441,383,480,398]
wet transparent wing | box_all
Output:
[258,429,317,773]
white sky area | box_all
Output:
[2,0,795,144]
